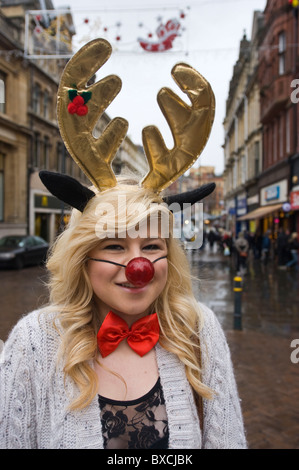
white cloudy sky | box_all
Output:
[52,0,267,174]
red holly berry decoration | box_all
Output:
[67,89,91,116]
[125,257,155,287]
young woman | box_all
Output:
[0,38,246,449]
[0,180,246,449]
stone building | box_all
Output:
[0,10,30,237]
[223,11,264,236]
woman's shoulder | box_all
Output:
[197,302,225,335]
[197,302,230,355]
[4,308,61,361]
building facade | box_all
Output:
[223,0,299,238]
[258,0,299,235]
[223,11,264,236]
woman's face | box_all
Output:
[86,233,168,324]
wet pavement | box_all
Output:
[190,246,299,449]
[0,248,298,449]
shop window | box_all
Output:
[0,71,6,114]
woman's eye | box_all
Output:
[103,244,124,251]
[143,244,161,251]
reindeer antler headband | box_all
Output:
[40,38,216,211]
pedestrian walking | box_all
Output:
[253,230,263,259]
[0,39,246,450]
[285,233,299,271]
[276,228,289,267]
[207,228,217,252]
[261,230,271,265]
[234,232,249,274]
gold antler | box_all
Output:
[57,38,128,191]
[141,63,215,192]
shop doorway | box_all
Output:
[35,213,50,242]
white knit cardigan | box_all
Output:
[0,303,247,449]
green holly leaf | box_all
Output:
[81,91,92,104]
[68,89,78,101]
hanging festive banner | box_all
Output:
[24,7,189,58]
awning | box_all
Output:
[237,203,282,221]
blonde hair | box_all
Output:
[45,179,213,410]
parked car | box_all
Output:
[0,235,49,269]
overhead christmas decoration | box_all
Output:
[24,7,189,58]
[82,9,188,53]
[138,18,181,52]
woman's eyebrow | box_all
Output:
[144,237,166,244]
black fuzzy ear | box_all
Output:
[163,183,216,212]
[39,171,96,212]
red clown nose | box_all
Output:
[125,257,155,287]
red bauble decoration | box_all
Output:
[125,257,155,287]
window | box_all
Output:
[41,136,50,169]
[43,90,50,119]
[0,153,4,221]
[233,160,237,189]
[278,32,286,75]
[33,132,41,167]
[286,109,290,154]
[273,121,277,162]
[254,141,260,176]
[56,142,64,172]
[0,71,6,114]
[33,83,41,114]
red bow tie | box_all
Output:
[97,311,160,358]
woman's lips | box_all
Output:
[116,282,148,292]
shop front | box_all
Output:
[237,179,289,237]
[290,188,299,233]
[30,189,70,244]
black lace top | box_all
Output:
[98,377,169,449]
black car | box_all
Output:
[0,235,49,269]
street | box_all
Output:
[0,247,298,449]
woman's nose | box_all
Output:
[125,257,155,287]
